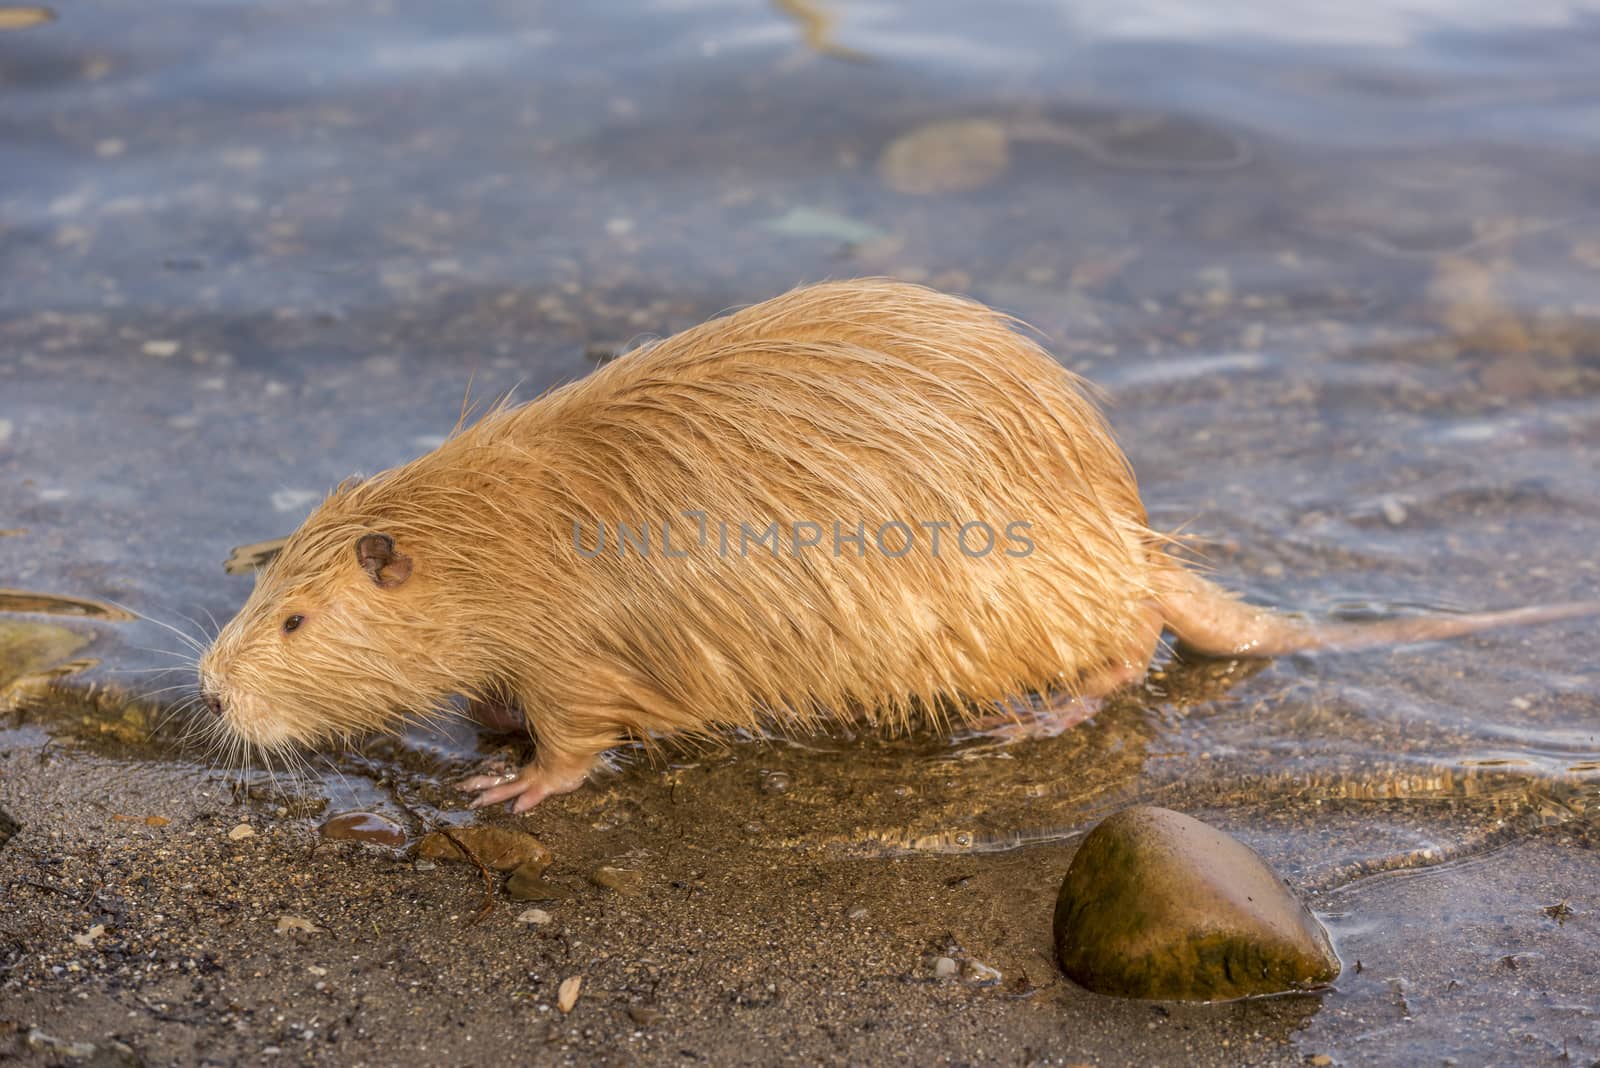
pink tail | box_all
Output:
[1159,569,1600,658]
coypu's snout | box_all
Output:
[195,656,301,749]
[196,662,236,726]
[195,527,429,755]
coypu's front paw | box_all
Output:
[458,756,594,813]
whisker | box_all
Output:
[170,607,215,648]
[129,644,202,665]
[317,750,357,802]
[107,665,192,677]
[104,599,208,656]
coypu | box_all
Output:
[198,279,1597,811]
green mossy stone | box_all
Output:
[1053,806,1340,1001]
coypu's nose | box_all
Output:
[203,692,224,717]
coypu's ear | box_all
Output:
[355,532,413,589]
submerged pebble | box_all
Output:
[319,811,407,848]
[1052,806,1339,1000]
[878,119,1010,195]
[761,205,886,244]
[557,975,583,1014]
[1426,255,1529,355]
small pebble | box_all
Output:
[226,823,254,841]
[71,924,106,948]
[932,956,958,979]
[141,339,180,358]
[589,865,643,894]
[557,975,583,1014]
[516,908,553,925]
[759,770,792,795]
[961,960,1002,986]
[845,905,869,921]
[275,916,321,934]
[506,862,571,901]
[626,1005,662,1027]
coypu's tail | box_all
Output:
[1159,569,1600,658]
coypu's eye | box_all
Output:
[282,614,304,634]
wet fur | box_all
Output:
[203,280,1166,752]
[199,278,1597,800]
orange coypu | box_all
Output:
[198,278,1597,811]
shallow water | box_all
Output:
[3,1,1599,1064]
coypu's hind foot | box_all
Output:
[951,695,1104,747]
[459,751,598,813]
[949,632,1162,747]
